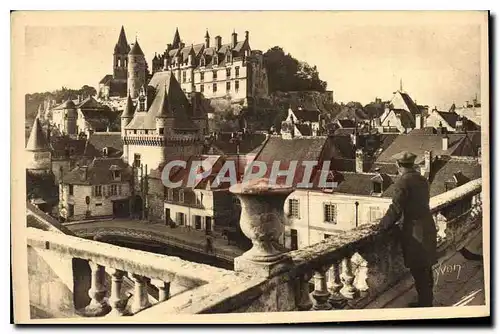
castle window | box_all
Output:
[179,189,184,203]
[226,81,231,92]
[167,188,173,201]
[102,147,108,156]
[139,99,145,111]
[226,68,231,78]
[288,199,300,218]
[159,128,164,135]
[117,59,121,67]
[200,85,204,93]
[372,181,382,194]
[200,58,205,67]
[134,154,141,168]
[133,130,137,134]
[110,184,118,196]
[112,170,121,180]
[324,203,337,224]
[200,72,204,81]
[182,71,186,83]
[68,184,74,196]
[213,83,217,92]
[213,70,217,80]
[235,66,240,77]
[94,185,102,197]
[235,80,240,92]
[226,54,231,63]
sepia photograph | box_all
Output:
[10,10,490,324]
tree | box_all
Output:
[80,85,97,99]
[263,46,327,93]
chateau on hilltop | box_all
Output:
[151,28,268,106]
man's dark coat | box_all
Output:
[380,168,438,268]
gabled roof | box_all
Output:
[436,111,460,128]
[291,109,320,123]
[86,132,123,156]
[390,90,421,115]
[336,119,356,128]
[53,99,76,110]
[50,136,88,159]
[76,96,108,111]
[99,74,113,85]
[62,157,132,185]
[26,118,50,151]
[375,133,477,165]
[114,26,131,55]
[428,157,481,197]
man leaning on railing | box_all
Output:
[377,151,437,308]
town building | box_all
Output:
[375,87,427,133]
[423,107,480,132]
[151,28,268,106]
[280,107,321,138]
[59,157,132,221]
[47,96,118,137]
[282,154,481,249]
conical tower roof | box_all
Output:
[129,38,145,56]
[122,92,135,118]
[26,118,50,152]
[114,26,131,55]
[172,28,181,48]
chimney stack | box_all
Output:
[245,31,249,41]
[215,36,222,50]
[421,150,432,178]
[231,30,238,48]
[415,113,422,129]
[442,134,449,151]
[355,149,364,173]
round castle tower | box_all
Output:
[61,99,78,136]
[127,38,147,99]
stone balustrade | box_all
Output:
[226,178,483,312]
[26,227,257,317]
[25,178,483,318]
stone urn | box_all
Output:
[230,178,294,263]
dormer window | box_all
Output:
[200,58,205,67]
[102,147,108,156]
[371,173,390,196]
[113,170,121,180]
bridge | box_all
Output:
[20,178,486,322]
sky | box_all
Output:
[17,11,485,109]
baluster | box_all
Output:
[310,266,332,310]
[84,261,111,316]
[130,274,151,313]
[340,257,358,299]
[327,262,346,308]
[107,268,127,316]
[151,279,171,302]
[295,272,313,311]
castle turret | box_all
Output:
[26,118,51,172]
[204,29,210,48]
[121,92,135,136]
[61,99,77,136]
[127,38,147,99]
[172,28,181,49]
[113,26,131,80]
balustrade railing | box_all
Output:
[229,178,483,311]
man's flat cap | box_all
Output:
[392,151,417,164]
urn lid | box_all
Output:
[229,178,294,196]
